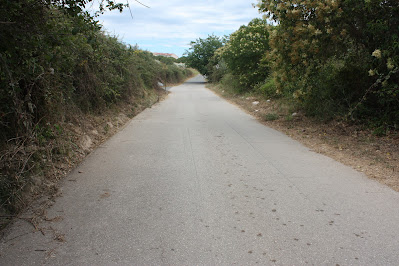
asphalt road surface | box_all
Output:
[1,75,399,265]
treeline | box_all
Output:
[0,1,192,214]
[183,0,398,131]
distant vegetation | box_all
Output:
[183,35,225,77]
[184,1,398,132]
[0,0,193,215]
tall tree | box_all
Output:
[184,35,224,77]
[220,18,271,89]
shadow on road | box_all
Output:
[184,81,207,85]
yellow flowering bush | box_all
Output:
[257,0,399,126]
[219,18,272,90]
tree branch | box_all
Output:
[133,0,150,8]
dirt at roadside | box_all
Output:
[0,88,170,230]
[0,73,199,233]
[208,85,399,192]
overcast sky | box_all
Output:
[92,0,262,57]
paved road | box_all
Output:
[1,75,399,265]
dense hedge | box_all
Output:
[0,0,192,214]
[257,0,399,127]
[218,18,271,90]
[0,1,191,143]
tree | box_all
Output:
[257,0,399,125]
[220,18,271,90]
[184,34,224,77]
[51,0,128,16]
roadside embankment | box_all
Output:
[0,73,196,230]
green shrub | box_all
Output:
[183,34,224,77]
[257,0,399,127]
[208,59,228,83]
[154,55,176,65]
[219,73,242,94]
[0,0,193,214]
[264,113,279,121]
[220,18,272,90]
[258,77,278,98]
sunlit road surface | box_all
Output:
[1,75,399,265]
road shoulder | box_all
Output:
[207,83,399,192]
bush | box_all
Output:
[220,18,272,90]
[183,34,224,77]
[257,0,399,126]
[207,58,228,83]
[257,77,278,98]
[154,56,176,65]
[263,113,279,121]
[219,73,242,94]
[0,0,193,214]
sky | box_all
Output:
[91,0,263,57]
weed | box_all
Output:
[264,113,279,121]
[258,77,278,98]
[285,115,293,121]
[372,126,387,137]
[104,124,110,134]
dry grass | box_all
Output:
[0,88,169,229]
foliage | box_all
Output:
[183,34,224,77]
[0,0,192,214]
[263,113,279,121]
[154,55,177,65]
[219,73,242,94]
[257,0,399,125]
[219,18,272,90]
[207,58,228,83]
[176,56,187,64]
[258,76,278,98]
[52,0,128,16]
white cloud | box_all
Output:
[95,0,262,56]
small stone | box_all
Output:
[252,101,259,105]
[80,135,92,151]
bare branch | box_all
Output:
[134,0,150,8]
[126,0,134,19]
